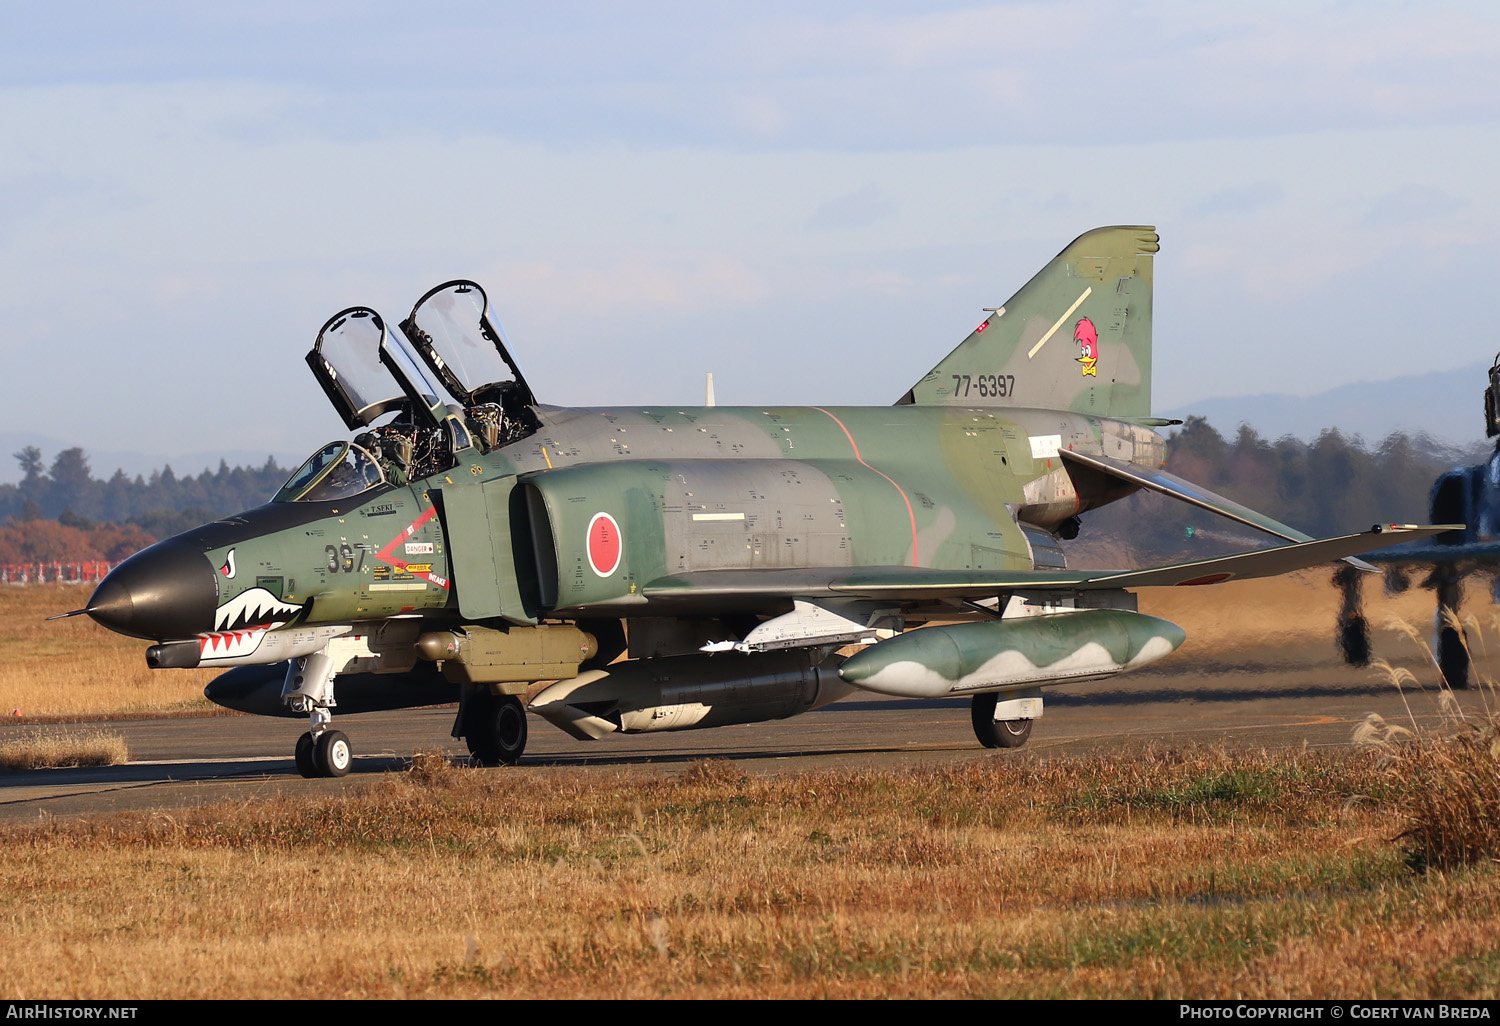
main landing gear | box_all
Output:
[1432,564,1471,690]
[971,691,1034,750]
[283,649,355,778]
[453,685,528,766]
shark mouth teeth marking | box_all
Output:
[214,587,302,632]
[198,624,275,661]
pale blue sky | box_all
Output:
[3,1,1498,476]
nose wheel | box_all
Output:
[294,731,317,777]
[294,728,353,778]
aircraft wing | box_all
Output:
[642,525,1456,602]
[1364,540,1500,564]
[1058,448,1380,572]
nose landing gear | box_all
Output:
[283,649,355,778]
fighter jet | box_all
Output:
[1333,352,1500,688]
[60,226,1451,776]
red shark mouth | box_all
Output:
[213,587,301,633]
[198,624,274,661]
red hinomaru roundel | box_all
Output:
[587,512,622,577]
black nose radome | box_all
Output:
[87,538,217,640]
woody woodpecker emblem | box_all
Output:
[1075,317,1099,377]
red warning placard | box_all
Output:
[587,512,622,577]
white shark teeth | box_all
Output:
[213,587,301,632]
[199,627,270,660]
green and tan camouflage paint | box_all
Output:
[838,609,1186,698]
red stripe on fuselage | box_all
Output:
[812,407,920,567]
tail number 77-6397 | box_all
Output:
[952,374,1015,398]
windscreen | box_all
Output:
[274,442,387,503]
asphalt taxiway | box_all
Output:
[0,637,1470,823]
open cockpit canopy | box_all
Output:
[302,287,539,484]
[401,281,535,411]
[306,307,448,432]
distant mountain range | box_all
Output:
[1158,360,1490,451]
[1,361,1490,486]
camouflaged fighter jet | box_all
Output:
[60,226,1452,777]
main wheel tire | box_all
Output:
[294,731,318,778]
[315,729,352,778]
[971,693,1033,749]
[465,693,528,766]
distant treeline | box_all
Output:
[1083,419,1492,560]
[1,446,290,543]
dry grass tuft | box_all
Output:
[680,758,749,787]
[1394,720,1500,872]
[1374,624,1500,872]
[0,728,129,770]
[405,748,461,787]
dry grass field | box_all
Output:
[0,744,1497,999]
[0,584,221,720]
[2,575,1498,999]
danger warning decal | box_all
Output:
[374,504,451,590]
[587,512,622,577]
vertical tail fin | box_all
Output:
[897,226,1157,418]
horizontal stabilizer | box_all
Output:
[1059,448,1377,573]
[643,525,1457,602]
[1059,448,1311,542]
[1071,526,1455,589]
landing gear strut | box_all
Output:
[283,649,355,777]
[455,685,528,765]
[971,692,1033,749]
[1334,564,1371,667]
[1432,564,1470,690]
